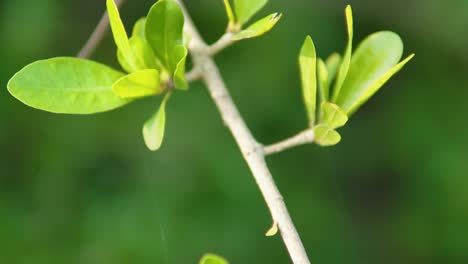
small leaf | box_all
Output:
[334,31,412,114]
[317,59,329,104]
[117,36,159,73]
[146,0,184,73]
[7,57,129,114]
[143,93,170,151]
[314,125,341,147]
[112,69,162,99]
[223,0,236,24]
[199,254,229,264]
[132,17,147,39]
[234,0,268,25]
[325,53,342,85]
[331,5,353,102]
[321,102,348,129]
[299,35,317,127]
[171,45,188,90]
[107,0,137,71]
[232,13,282,41]
[265,221,278,237]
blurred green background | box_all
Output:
[1,0,467,263]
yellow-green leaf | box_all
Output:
[171,45,188,90]
[132,17,146,39]
[143,93,170,151]
[234,0,268,25]
[321,102,348,129]
[299,35,317,126]
[7,57,129,114]
[325,53,342,85]
[223,0,236,24]
[199,254,229,264]
[317,58,329,104]
[314,125,341,147]
[117,36,159,73]
[331,5,353,102]
[112,69,161,99]
[232,13,282,41]
[265,221,278,237]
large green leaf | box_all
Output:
[232,13,282,41]
[112,69,162,99]
[171,45,188,90]
[234,0,268,25]
[143,93,170,151]
[320,102,348,129]
[145,0,184,73]
[299,35,317,126]
[334,31,413,114]
[331,5,353,102]
[117,36,159,73]
[7,57,129,114]
[199,254,229,264]
[314,125,341,147]
[107,0,138,71]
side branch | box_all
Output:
[264,129,315,156]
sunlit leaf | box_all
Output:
[325,53,341,85]
[112,69,162,98]
[299,35,317,126]
[171,45,188,90]
[223,0,236,24]
[314,125,341,147]
[199,254,229,264]
[331,5,353,102]
[145,0,184,73]
[232,13,282,41]
[320,102,348,129]
[334,31,412,114]
[317,58,329,104]
[117,36,159,73]
[234,0,268,25]
[7,57,129,114]
[132,17,146,39]
[143,93,170,151]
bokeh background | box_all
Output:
[1,0,467,263]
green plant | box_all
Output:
[6,0,413,262]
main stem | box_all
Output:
[177,2,311,263]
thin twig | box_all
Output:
[264,129,315,156]
[206,33,235,56]
[176,1,311,263]
[77,0,126,58]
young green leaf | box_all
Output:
[265,221,279,237]
[334,31,412,114]
[143,93,170,151]
[107,0,137,71]
[231,13,282,41]
[7,57,129,114]
[299,35,317,126]
[117,36,159,73]
[171,45,188,90]
[320,102,348,129]
[317,59,329,104]
[234,0,268,25]
[145,0,184,73]
[223,0,236,24]
[112,69,162,99]
[132,17,147,39]
[314,124,341,147]
[331,5,353,102]
[199,254,229,264]
[325,53,342,85]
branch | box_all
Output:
[176,1,311,263]
[264,129,315,156]
[206,32,235,56]
[77,0,126,58]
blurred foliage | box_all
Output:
[1,0,468,263]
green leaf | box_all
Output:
[146,0,184,73]
[299,35,317,126]
[234,0,268,25]
[331,5,353,102]
[143,93,170,151]
[7,57,129,114]
[325,53,342,85]
[112,69,162,99]
[117,36,159,73]
[334,31,413,114]
[171,45,188,90]
[314,124,341,147]
[223,0,236,24]
[320,102,348,129]
[107,0,138,71]
[132,17,147,39]
[265,221,278,237]
[199,254,229,264]
[232,13,282,41]
[317,58,329,104]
